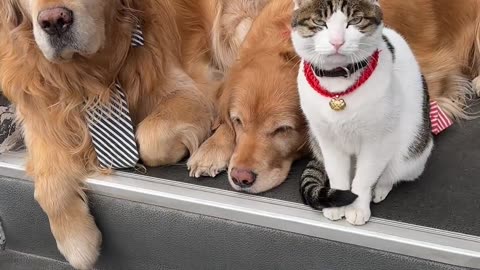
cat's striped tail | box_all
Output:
[301,159,358,210]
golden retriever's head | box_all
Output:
[222,6,308,193]
[2,0,121,62]
[225,54,308,193]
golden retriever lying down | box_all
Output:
[189,0,480,193]
[189,0,308,193]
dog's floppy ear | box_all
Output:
[275,17,298,64]
[1,0,23,28]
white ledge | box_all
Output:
[1,151,479,268]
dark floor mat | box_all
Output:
[132,113,480,236]
[0,250,72,270]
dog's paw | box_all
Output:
[473,76,480,97]
[345,203,371,226]
[55,217,102,270]
[322,206,346,221]
[372,184,393,204]
[187,141,232,178]
[188,156,228,178]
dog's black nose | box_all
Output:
[38,8,73,36]
[231,168,257,188]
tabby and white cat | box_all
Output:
[291,0,433,225]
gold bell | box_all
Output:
[329,96,346,111]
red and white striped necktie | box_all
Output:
[430,101,453,135]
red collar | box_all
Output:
[303,50,380,99]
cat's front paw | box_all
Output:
[322,206,346,221]
[345,203,371,225]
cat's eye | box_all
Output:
[348,17,363,26]
[311,18,327,27]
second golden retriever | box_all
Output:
[189,0,307,193]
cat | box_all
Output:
[291,0,433,225]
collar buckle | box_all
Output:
[341,66,351,78]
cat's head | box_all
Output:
[291,0,383,68]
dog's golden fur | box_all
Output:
[381,0,480,119]
[175,0,270,98]
[190,0,480,192]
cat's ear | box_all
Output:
[368,0,381,6]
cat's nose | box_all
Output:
[330,40,345,51]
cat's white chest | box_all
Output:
[296,62,394,153]
[298,72,352,148]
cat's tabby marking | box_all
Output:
[292,0,382,38]
[301,159,358,209]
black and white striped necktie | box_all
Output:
[131,24,145,47]
[86,24,144,169]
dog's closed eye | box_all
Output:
[231,116,243,127]
[271,125,294,136]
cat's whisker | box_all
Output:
[350,53,360,73]
[352,49,376,74]
[350,52,365,75]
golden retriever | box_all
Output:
[189,0,480,193]
[188,0,308,193]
